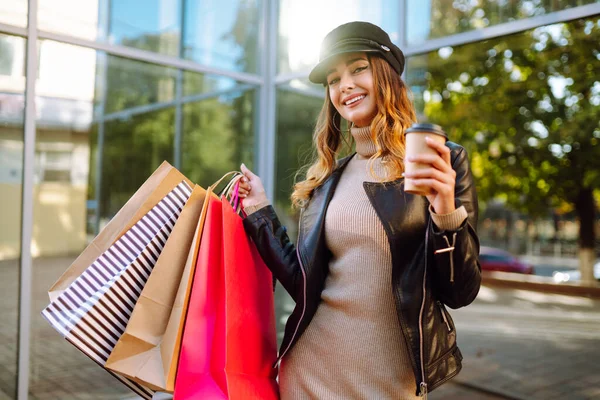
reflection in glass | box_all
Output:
[407,0,600,45]
[181,89,256,187]
[183,71,239,98]
[273,88,324,341]
[39,0,182,56]
[0,33,25,400]
[183,0,260,73]
[101,108,175,223]
[30,39,181,399]
[38,0,104,41]
[0,0,28,28]
[278,0,399,74]
[109,0,181,56]
[104,55,178,114]
[0,35,26,78]
[406,17,600,258]
[274,85,324,213]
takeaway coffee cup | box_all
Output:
[404,123,448,196]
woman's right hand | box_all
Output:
[239,163,268,208]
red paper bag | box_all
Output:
[174,195,227,399]
[174,195,279,399]
[221,199,279,399]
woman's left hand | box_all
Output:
[403,136,456,214]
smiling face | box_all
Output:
[326,52,377,128]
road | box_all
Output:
[521,254,579,278]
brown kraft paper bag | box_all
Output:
[106,185,216,392]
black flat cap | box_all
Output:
[309,21,405,85]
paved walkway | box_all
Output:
[1,257,599,399]
[449,286,600,400]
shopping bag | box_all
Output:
[105,184,208,391]
[174,175,279,399]
[41,180,193,400]
[164,185,216,391]
[221,199,279,399]
[174,194,227,399]
[48,161,193,302]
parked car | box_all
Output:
[552,260,600,283]
[478,246,535,274]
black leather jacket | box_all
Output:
[243,142,481,396]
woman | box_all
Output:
[237,21,481,399]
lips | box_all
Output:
[343,94,366,106]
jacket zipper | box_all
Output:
[437,301,451,332]
[275,207,308,365]
[418,221,431,398]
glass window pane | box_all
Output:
[31,39,178,399]
[109,0,181,56]
[406,16,600,243]
[38,0,105,41]
[274,86,324,340]
[278,0,399,74]
[0,0,28,28]
[104,55,178,114]
[275,83,324,215]
[183,0,260,73]
[0,35,25,78]
[407,0,600,45]
[100,108,175,222]
[38,0,182,57]
[182,71,239,98]
[181,88,256,187]
[0,33,25,400]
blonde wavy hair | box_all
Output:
[291,55,417,209]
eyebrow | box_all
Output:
[326,57,368,76]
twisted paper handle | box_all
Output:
[211,171,244,215]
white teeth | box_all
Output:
[345,95,365,105]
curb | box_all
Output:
[452,378,524,400]
[482,271,600,298]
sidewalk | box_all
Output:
[2,256,599,399]
[447,286,600,400]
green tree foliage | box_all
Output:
[421,0,598,42]
[95,47,255,221]
[275,89,324,212]
[408,17,600,250]
[181,89,255,188]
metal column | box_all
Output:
[18,0,38,398]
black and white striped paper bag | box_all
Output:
[42,180,193,399]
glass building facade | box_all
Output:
[1,0,599,398]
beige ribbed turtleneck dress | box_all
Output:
[279,126,421,399]
[245,126,467,399]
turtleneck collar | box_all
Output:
[350,125,377,159]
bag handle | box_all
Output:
[211,171,242,192]
[222,174,242,199]
[211,171,245,215]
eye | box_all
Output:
[328,76,340,85]
[353,65,368,74]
